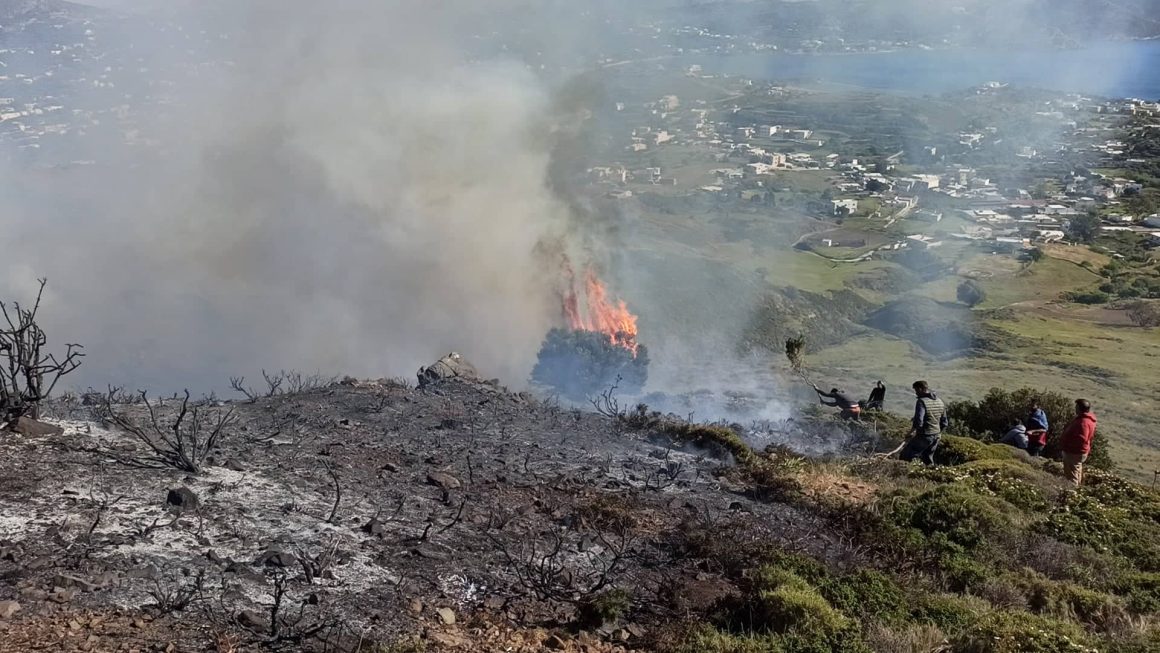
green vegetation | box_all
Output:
[946,386,1114,470]
[664,433,1160,651]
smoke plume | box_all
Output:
[3,0,589,392]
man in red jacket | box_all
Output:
[1060,398,1097,487]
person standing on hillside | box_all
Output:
[1060,399,1098,487]
[1026,401,1049,457]
[865,381,887,410]
[877,381,948,465]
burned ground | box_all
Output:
[0,378,864,652]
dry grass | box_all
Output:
[792,465,879,506]
[864,623,950,653]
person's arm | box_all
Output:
[940,411,949,432]
[911,400,925,433]
[819,398,838,407]
[1082,421,1097,450]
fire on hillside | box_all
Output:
[531,265,648,401]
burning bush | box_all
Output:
[531,328,649,401]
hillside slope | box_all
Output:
[0,376,1157,652]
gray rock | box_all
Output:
[436,607,456,625]
[49,587,76,603]
[426,472,461,491]
[10,417,63,437]
[0,600,20,619]
[417,352,480,387]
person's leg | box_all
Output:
[899,436,924,462]
[901,435,935,463]
[1063,452,1086,486]
[920,436,940,466]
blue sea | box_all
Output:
[693,40,1160,99]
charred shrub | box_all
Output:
[0,279,84,422]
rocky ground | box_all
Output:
[0,369,868,652]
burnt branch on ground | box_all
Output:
[230,370,337,403]
[0,278,84,423]
[493,526,636,605]
[99,389,236,474]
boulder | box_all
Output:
[0,600,20,619]
[10,417,63,437]
[416,352,480,387]
[426,472,461,491]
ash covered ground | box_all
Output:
[0,366,880,652]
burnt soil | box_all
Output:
[0,378,860,652]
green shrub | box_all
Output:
[1039,489,1160,573]
[911,593,991,633]
[1067,290,1110,305]
[1014,571,1128,628]
[658,421,755,464]
[673,626,787,653]
[819,569,909,624]
[577,588,632,627]
[673,625,872,653]
[934,436,1023,466]
[944,387,1114,471]
[908,484,1012,550]
[911,459,1052,512]
[757,584,849,636]
[951,612,1097,653]
[1110,572,1160,614]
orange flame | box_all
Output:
[562,266,639,355]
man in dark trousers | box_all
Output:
[1060,398,1098,487]
[879,380,948,465]
[813,385,861,420]
[866,381,887,410]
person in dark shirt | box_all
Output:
[879,380,948,465]
[813,385,861,420]
[865,381,886,410]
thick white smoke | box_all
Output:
[3,0,585,392]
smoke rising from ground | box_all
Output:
[3,0,593,392]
